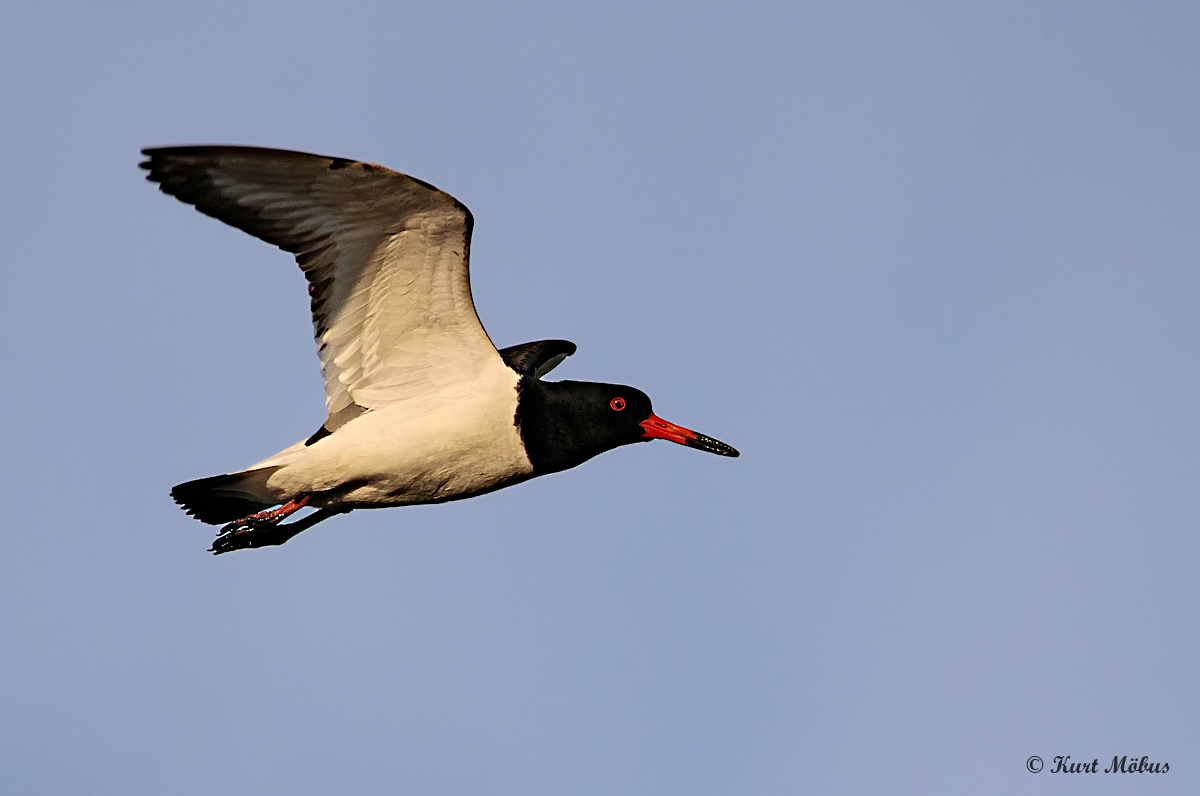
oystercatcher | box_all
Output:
[141,146,738,554]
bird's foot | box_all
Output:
[211,517,289,554]
[210,495,312,555]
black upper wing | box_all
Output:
[499,339,577,378]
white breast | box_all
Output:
[256,360,533,509]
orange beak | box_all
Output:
[640,414,739,457]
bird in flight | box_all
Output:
[141,146,738,554]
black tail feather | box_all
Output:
[171,468,281,524]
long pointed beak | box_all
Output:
[640,414,740,457]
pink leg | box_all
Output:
[210,493,321,554]
[245,494,312,523]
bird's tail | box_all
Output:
[171,468,282,524]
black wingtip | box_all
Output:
[499,339,578,378]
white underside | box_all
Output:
[243,360,533,510]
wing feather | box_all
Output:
[141,146,499,427]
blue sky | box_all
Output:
[2,2,1198,794]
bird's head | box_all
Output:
[519,379,739,474]
[585,382,739,457]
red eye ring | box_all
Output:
[610,397,626,411]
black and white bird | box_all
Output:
[141,146,738,554]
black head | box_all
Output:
[516,378,739,475]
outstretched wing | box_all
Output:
[141,145,499,429]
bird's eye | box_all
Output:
[610,397,626,411]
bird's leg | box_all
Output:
[234,494,311,524]
[210,494,310,553]
[210,495,346,554]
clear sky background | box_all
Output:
[1,2,1197,794]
